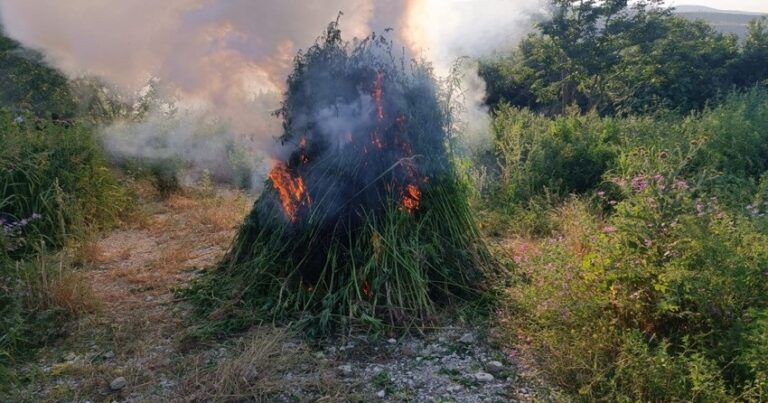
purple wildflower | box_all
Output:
[673,179,689,191]
[632,175,648,192]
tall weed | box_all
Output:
[0,110,128,391]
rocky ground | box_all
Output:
[9,185,549,402]
[316,329,542,403]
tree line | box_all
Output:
[480,0,768,116]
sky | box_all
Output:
[666,0,768,13]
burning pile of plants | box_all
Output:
[185,21,493,335]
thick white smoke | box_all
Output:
[0,0,544,186]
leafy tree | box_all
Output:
[733,17,768,87]
[480,0,765,116]
[605,18,739,114]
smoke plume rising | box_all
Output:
[0,0,544,186]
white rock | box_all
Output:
[376,389,386,398]
[109,377,127,390]
[337,364,353,377]
[487,361,504,374]
[459,333,475,344]
[474,372,495,382]
[387,338,397,344]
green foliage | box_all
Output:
[607,18,738,114]
[733,17,768,87]
[0,110,129,391]
[498,90,768,401]
[0,111,130,259]
[0,31,76,117]
[480,0,765,116]
[148,159,182,197]
[490,106,617,206]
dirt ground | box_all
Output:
[11,186,549,403]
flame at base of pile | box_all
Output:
[185,20,494,336]
[269,162,311,222]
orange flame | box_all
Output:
[372,131,384,149]
[269,162,311,222]
[373,72,384,121]
[401,183,422,214]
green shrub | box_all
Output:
[0,33,76,117]
[0,111,130,259]
[490,106,618,205]
[0,110,128,390]
[507,180,768,400]
[498,89,768,401]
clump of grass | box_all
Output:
[0,110,130,259]
[19,250,99,316]
[117,157,182,198]
[0,248,98,396]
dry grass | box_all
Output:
[21,254,99,316]
[117,244,196,288]
[69,239,105,268]
[12,186,259,402]
[167,190,251,231]
[181,328,350,402]
[151,245,194,272]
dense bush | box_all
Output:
[490,106,618,205]
[496,89,768,401]
[0,111,130,258]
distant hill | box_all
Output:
[673,5,767,38]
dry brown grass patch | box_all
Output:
[181,328,347,402]
[152,245,194,272]
[69,239,106,267]
[22,254,99,316]
[166,193,198,211]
